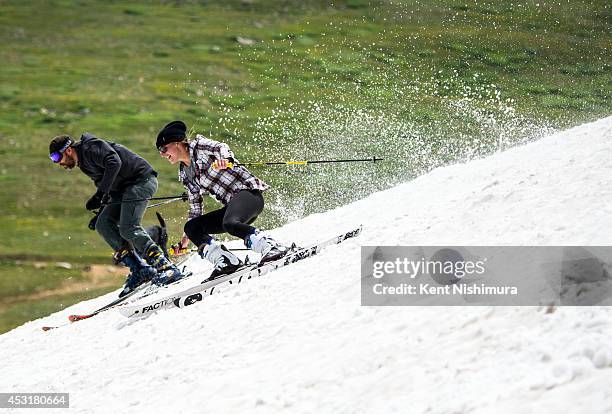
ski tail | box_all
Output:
[68,313,96,322]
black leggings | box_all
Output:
[184,189,264,246]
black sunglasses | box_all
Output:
[158,145,169,154]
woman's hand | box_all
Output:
[212,158,233,171]
[171,236,191,255]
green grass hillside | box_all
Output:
[0,0,609,333]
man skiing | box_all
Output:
[49,133,184,296]
[155,120,288,281]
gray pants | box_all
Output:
[95,175,158,254]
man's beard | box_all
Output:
[62,157,76,169]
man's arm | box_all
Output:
[90,139,122,194]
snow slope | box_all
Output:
[2,116,612,413]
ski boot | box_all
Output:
[198,239,243,283]
[114,248,157,297]
[144,243,185,286]
[245,230,288,265]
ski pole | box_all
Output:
[172,246,250,256]
[224,156,383,168]
[88,194,187,230]
[101,193,188,206]
[147,196,188,209]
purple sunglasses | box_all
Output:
[49,139,73,163]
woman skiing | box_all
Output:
[156,120,288,281]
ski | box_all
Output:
[41,288,143,330]
[67,291,141,322]
[119,226,363,319]
[41,254,196,331]
[65,269,194,322]
[42,283,155,331]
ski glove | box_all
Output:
[86,191,108,211]
[88,209,102,230]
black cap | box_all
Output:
[49,135,73,155]
[156,120,187,150]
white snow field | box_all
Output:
[1,116,612,413]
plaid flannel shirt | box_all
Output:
[179,134,269,219]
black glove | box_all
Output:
[85,191,107,211]
[88,208,103,231]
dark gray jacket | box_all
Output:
[74,133,157,194]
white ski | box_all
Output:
[119,226,362,318]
